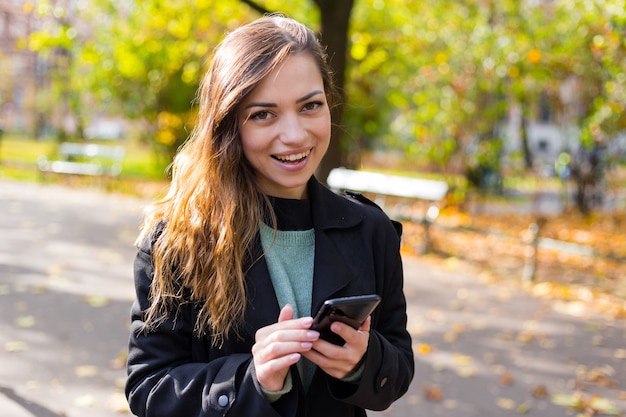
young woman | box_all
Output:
[125,14,414,417]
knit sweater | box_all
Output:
[259,197,317,393]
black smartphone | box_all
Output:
[310,294,381,345]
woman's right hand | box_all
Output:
[252,304,319,392]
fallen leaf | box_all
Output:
[0,284,10,295]
[74,394,96,407]
[416,343,432,355]
[75,365,99,378]
[500,371,514,386]
[531,385,548,398]
[456,366,477,378]
[83,295,110,308]
[422,384,443,401]
[588,396,622,415]
[4,340,28,352]
[516,401,531,414]
[551,392,584,410]
[496,397,516,410]
[453,354,473,366]
[15,315,36,328]
[443,331,458,342]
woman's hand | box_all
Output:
[302,316,371,379]
[252,304,320,392]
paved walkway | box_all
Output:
[0,179,624,417]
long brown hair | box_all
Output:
[138,15,338,346]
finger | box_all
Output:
[255,353,301,391]
[278,304,294,322]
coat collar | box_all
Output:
[307,176,364,231]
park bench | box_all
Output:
[38,142,125,179]
[326,167,449,252]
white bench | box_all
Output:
[38,142,125,178]
[327,167,449,252]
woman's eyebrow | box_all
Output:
[296,90,324,103]
[244,90,324,109]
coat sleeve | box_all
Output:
[124,242,299,417]
[327,211,415,411]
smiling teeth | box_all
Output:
[275,150,310,162]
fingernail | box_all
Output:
[306,331,319,339]
[302,317,313,326]
[301,342,312,349]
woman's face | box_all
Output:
[238,52,331,199]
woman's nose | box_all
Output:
[279,114,307,144]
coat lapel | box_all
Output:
[310,230,354,315]
[243,238,281,335]
[307,177,365,315]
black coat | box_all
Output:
[125,177,414,417]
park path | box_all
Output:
[0,179,624,417]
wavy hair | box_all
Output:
[137,15,338,346]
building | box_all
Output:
[0,0,40,133]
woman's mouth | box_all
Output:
[272,149,311,164]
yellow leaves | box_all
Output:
[527,49,542,64]
[434,52,448,65]
[22,1,34,13]
[416,343,432,355]
[350,42,368,61]
[182,62,200,84]
[552,392,622,415]
[115,48,146,79]
[157,111,183,146]
[577,365,619,389]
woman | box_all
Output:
[125,14,414,417]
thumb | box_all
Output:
[358,316,372,332]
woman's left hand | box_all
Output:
[302,316,371,379]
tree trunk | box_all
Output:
[520,115,533,170]
[314,0,354,184]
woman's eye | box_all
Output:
[251,110,271,120]
[302,101,323,112]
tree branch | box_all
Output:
[239,0,272,15]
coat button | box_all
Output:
[379,377,388,388]
[217,394,229,407]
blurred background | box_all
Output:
[0,1,625,415]
[2,0,626,286]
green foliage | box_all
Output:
[344,0,625,176]
[25,0,626,177]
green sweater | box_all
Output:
[259,222,314,319]
[259,222,316,393]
